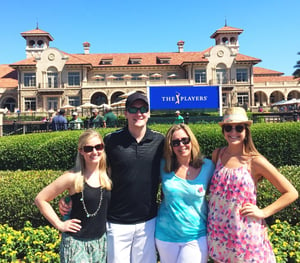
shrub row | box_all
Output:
[0,123,299,171]
[0,122,300,170]
[0,170,62,229]
[257,165,300,226]
[1,220,299,263]
[0,166,299,230]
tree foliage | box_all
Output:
[292,51,300,80]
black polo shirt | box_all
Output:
[104,126,164,224]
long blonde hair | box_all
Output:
[164,124,204,173]
[243,125,260,155]
[73,129,112,192]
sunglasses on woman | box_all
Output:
[127,106,148,114]
[83,143,104,153]
[223,124,245,133]
[171,137,191,147]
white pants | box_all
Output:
[155,236,208,263]
[106,218,157,263]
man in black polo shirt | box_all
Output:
[104,92,164,263]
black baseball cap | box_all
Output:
[125,92,149,109]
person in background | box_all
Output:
[184,112,190,124]
[90,109,104,128]
[52,109,68,131]
[103,106,117,128]
[59,92,165,263]
[207,107,298,263]
[49,111,57,123]
[69,112,83,130]
[35,129,112,262]
[155,124,215,263]
[174,110,184,124]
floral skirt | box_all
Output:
[60,233,107,263]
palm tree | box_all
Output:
[292,52,300,80]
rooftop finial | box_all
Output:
[36,19,39,29]
[225,17,227,27]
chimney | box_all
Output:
[177,40,185,53]
[83,42,90,54]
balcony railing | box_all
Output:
[84,78,192,87]
[20,78,251,90]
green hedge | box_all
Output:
[0,123,299,171]
[0,166,298,230]
[257,165,300,226]
[0,170,63,229]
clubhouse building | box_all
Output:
[0,24,299,113]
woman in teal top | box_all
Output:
[155,124,215,263]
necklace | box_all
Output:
[181,165,191,178]
[186,168,190,177]
[80,186,103,218]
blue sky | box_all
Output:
[0,0,299,75]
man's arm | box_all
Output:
[58,196,72,216]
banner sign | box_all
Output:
[148,86,220,110]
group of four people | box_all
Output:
[35,92,298,263]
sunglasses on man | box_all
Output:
[127,106,148,114]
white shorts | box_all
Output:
[155,236,208,263]
[107,218,157,263]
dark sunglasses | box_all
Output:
[223,124,245,133]
[127,106,148,114]
[171,137,191,147]
[83,143,104,153]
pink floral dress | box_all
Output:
[207,150,276,263]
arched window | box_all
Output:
[230,37,236,45]
[216,63,227,84]
[91,92,108,105]
[222,37,228,45]
[29,40,35,48]
[37,40,44,48]
[3,97,16,112]
[47,67,58,88]
[111,92,124,104]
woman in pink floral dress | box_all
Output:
[207,107,298,263]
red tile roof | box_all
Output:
[2,60,297,88]
[63,53,92,65]
[235,54,261,64]
[21,28,54,41]
[0,65,18,88]
[210,26,244,38]
[253,66,283,76]
[253,67,298,82]
[10,57,36,66]
[254,76,296,82]
[73,51,209,67]
[10,48,263,67]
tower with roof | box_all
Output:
[210,23,243,55]
[21,25,54,59]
